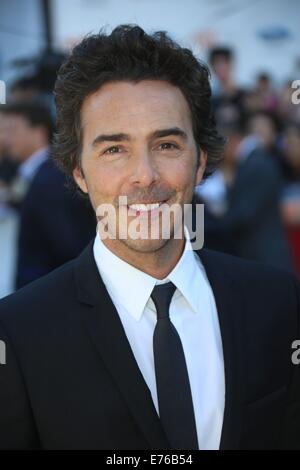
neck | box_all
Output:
[102,236,185,279]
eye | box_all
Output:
[103,145,123,155]
[158,142,179,151]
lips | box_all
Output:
[128,202,162,212]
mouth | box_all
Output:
[127,200,168,216]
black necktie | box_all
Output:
[151,282,198,450]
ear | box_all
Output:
[73,166,89,194]
[195,149,207,186]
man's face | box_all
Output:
[2,114,36,161]
[212,57,232,84]
[73,80,206,256]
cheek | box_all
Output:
[18,130,30,148]
[13,133,25,150]
[165,158,197,190]
[84,163,123,201]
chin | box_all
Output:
[120,236,171,254]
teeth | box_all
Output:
[128,203,161,211]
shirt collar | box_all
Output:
[93,227,202,321]
[236,135,260,163]
[18,146,49,181]
[167,233,202,315]
[93,235,157,321]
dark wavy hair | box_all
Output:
[53,24,224,181]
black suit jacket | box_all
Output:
[0,242,300,449]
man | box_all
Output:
[1,101,52,208]
[0,101,95,287]
[0,25,299,450]
[208,46,246,126]
[0,110,19,220]
[14,157,96,288]
[0,111,18,189]
[201,118,293,271]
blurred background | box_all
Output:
[1,0,300,298]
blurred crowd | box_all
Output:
[1,44,300,298]
[0,51,96,296]
[196,46,300,277]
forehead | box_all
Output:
[81,80,193,140]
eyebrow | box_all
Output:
[92,133,130,147]
[151,127,188,141]
[91,127,188,147]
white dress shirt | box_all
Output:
[93,232,225,449]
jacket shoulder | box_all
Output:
[199,247,296,289]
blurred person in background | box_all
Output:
[278,80,300,124]
[201,115,292,271]
[0,101,95,288]
[247,110,281,158]
[9,77,43,103]
[245,73,278,113]
[15,154,96,288]
[280,123,300,183]
[0,111,19,186]
[0,111,19,299]
[208,46,246,122]
[195,107,235,254]
[9,50,67,118]
[0,101,52,208]
[0,111,19,217]
[281,123,300,277]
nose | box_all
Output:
[129,150,158,188]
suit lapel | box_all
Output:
[73,242,170,450]
[196,249,246,450]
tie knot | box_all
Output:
[151,281,176,319]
